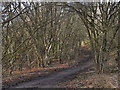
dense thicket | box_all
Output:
[1,2,86,75]
[1,2,120,76]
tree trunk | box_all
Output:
[117,9,120,87]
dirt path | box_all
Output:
[12,55,93,88]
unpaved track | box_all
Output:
[12,55,93,88]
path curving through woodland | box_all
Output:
[11,54,93,88]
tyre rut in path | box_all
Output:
[13,55,93,88]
